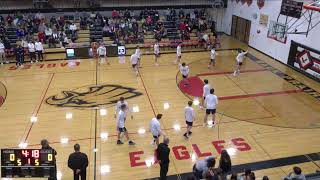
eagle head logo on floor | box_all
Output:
[46,84,142,108]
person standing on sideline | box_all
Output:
[233,50,248,76]
[183,101,195,139]
[154,41,160,66]
[28,41,37,63]
[35,40,44,62]
[135,45,142,67]
[150,114,165,146]
[0,41,8,65]
[130,53,139,76]
[175,42,182,64]
[41,139,57,180]
[68,144,88,180]
[14,44,24,67]
[219,150,231,180]
[116,104,136,145]
[157,137,170,180]
[97,44,108,64]
[204,88,218,127]
[201,79,211,109]
[179,62,190,87]
[208,47,217,69]
[114,97,133,119]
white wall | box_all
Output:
[222,0,320,64]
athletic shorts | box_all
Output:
[182,75,188,78]
[99,55,105,58]
[211,58,215,63]
[154,53,160,57]
[153,135,160,139]
[238,62,243,66]
[206,109,216,114]
[177,55,181,59]
[132,64,137,68]
[118,127,127,132]
[186,121,193,126]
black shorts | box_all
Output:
[206,109,216,114]
[177,55,181,59]
[132,64,137,68]
[238,62,243,66]
[118,127,127,132]
[182,75,188,78]
[211,58,215,62]
[153,135,160,139]
[186,121,193,126]
[99,55,105,58]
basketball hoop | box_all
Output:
[303,0,320,11]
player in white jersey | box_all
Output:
[183,101,195,139]
[130,53,139,76]
[154,41,160,66]
[149,114,165,146]
[114,97,132,119]
[179,62,190,87]
[175,42,182,64]
[208,47,217,69]
[135,45,142,67]
[204,88,218,127]
[116,104,135,145]
[201,79,211,108]
[97,44,109,64]
[233,50,248,76]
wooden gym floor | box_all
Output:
[0,35,319,180]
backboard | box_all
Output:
[267,21,288,43]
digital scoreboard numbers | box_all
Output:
[1,149,55,178]
[280,0,303,18]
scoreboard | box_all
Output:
[280,0,304,18]
[1,149,55,178]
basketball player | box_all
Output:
[208,47,217,69]
[200,79,211,109]
[130,53,139,76]
[97,44,109,64]
[233,50,248,76]
[204,88,218,127]
[179,62,190,87]
[175,42,182,64]
[114,97,133,119]
[116,104,136,145]
[183,101,195,139]
[135,45,142,67]
[150,114,165,146]
[154,41,160,66]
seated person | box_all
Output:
[283,167,306,180]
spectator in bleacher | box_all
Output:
[0,41,8,65]
[35,12,44,21]
[283,167,306,180]
[16,28,25,40]
[45,27,53,41]
[262,176,269,180]
[80,17,88,30]
[3,37,12,55]
[202,33,209,49]
[35,40,44,61]
[48,35,56,48]
[230,173,238,180]
[178,8,185,19]
[112,10,119,19]
[240,169,253,180]
[70,23,77,32]
[165,8,171,21]
[61,35,69,48]
[28,41,37,63]
[193,156,216,179]
[38,31,46,43]
[6,15,13,26]
[14,44,24,67]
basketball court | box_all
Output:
[0,34,320,179]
